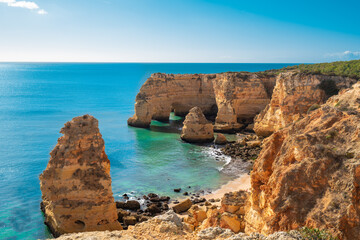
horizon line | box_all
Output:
[0,61,310,64]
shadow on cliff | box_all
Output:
[148,119,183,134]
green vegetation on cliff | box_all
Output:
[299,227,338,240]
[285,60,360,79]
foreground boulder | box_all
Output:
[181,107,214,143]
[197,191,248,234]
[254,71,356,137]
[173,199,193,213]
[246,83,360,239]
[39,115,122,237]
[53,210,196,240]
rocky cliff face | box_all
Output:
[128,72,276,132]
[128,73,216,128]
[254,71,356,137]
[246,83,360,239]
[212,72,275,132]
[181,107,214,143]
[39,115,122,237]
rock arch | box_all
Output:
[128,72,277,132]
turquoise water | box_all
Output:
[0,63,296,239]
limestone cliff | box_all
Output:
[254,71,356,137]
[39,115,122,237]
[246,83,360,239]
[128,72,276,132]
[181,107,214,143]
[212,72,275,132]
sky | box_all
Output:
[0,0,359,63]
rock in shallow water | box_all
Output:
[215,133,228,145]
[181,107,214,143]
[39,114,122,237]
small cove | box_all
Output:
[0,63,296,239]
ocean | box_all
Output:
[0,63,296,239]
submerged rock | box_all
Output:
[181,107,214,143]
[39,115,122,237]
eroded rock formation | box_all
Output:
[212,72,275,132]
[128,72,276,132]
[215,133,228,145]
[254,71,356,137]
[39,115,122,237]
[246,83,360,239]
[181,107,214,143]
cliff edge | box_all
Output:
[254,71,356,137]
[246,83,360,239]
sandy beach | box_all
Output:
[204,173,251,201]
[170,173,251,209]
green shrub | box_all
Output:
[345,152,355,159]
[281,60,360,80]
[299,227,337,240]
[335,100,342,107]
[326,130,337,139]
[307,104,321,114]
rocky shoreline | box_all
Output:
[40,61,360,239]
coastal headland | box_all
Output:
[41,60,360,239]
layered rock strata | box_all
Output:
[128,72,276,132]
[183,191,248,234]
[254,71,356,137]
[39,115,122,237]
[181,107,214,143]
[246,83,360,239]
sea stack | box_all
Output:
[181,107,214,143]
[39,115,122,237]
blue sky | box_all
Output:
[0,0,359,63]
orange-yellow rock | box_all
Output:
[221,191,249,214]
[215,133,228,145]
[181,107,214,143]
[172,199,192,213]
[39,115,122,237]
[128,72,276,132]
[246,83,360,239]
[184,205,207,229]
[254,71,356,137]
[220,212,242,233]
[199,207,222,230]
